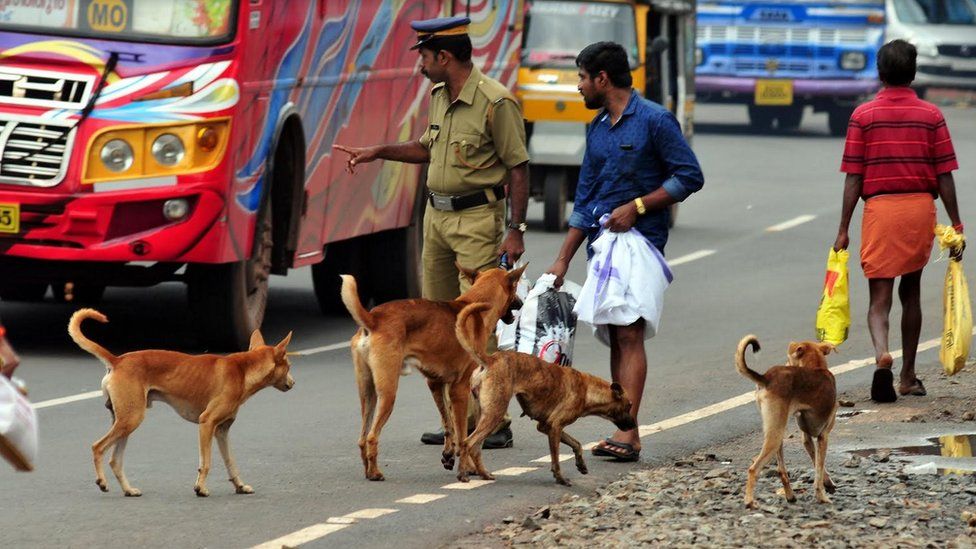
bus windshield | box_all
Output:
[523,0,638,69]
[0,0,237,45]
[894,0,976,25]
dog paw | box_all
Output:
[96,479,108,492]
[480,473,495,481]
[817,494,832,505]
[825,482,837,494]
[555,476,572,487]
[194,486,210,497]
[457,474,470,483]
[744,500,756,510]
[236,485,254,495]
[123,488,142,497]
[785,495,797,504]
[366,473,385,482]
[441,454,456,471]
[576,463,589,475]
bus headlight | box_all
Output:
[100,139,134,173]
[151,134,186,167]
[840,52,866,71]
[695,47,704,66]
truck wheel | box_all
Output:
[312,238,372,315]
[52,282,105,305]
[776,107,803,131]
[188,199,272,351]
[543,167,568,232]
[0,283,47,302]
[369,188,424,304]
[748,105,775,132]
[828,107,854,137]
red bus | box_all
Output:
[0,0,523,349]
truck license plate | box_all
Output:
[755,80,793,106]
[0,203,19,234]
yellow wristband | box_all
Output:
[634,197,646,216]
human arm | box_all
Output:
[332,141,431,174]
[939,172,965,260]
[833,173,863,251]
[545,227,587,287]
[497,162,529,262]
[489,98,532,262]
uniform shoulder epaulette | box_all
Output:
[476,77,516,104]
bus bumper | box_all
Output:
[697,76,880,103]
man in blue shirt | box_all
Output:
[547,41,703,462]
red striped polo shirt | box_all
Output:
[840,86,958,198]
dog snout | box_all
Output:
[279,374,296,392]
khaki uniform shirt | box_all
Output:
[419,66,529,195]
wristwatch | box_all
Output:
[508,221,527,234]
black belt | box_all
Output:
[428,184,506,212]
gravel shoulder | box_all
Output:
[452,360,976,548]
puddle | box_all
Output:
[851,433,976,475]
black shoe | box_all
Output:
[421,429,446,445]
[482,426,513,449]
[871,368,898,403]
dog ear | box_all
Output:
[274,331,293,359]
[508,263,528,282]
[790,343,804,358]
[455,261,479,284]
[818,342,837,355]
[611,382,624,398]
[249,330,266,350]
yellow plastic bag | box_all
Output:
[816,248,851,346]
[936,225,971,375]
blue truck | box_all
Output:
[696,0,885,135]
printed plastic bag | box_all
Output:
[495,270,532,351]
[0,373,38,471]
[575,224,673,347]
[498,273,581,365]
[815,248,851,346]
[936,225,971,376]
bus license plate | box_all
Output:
[0,203,19,234]
[755,80,793,106]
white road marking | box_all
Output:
[343,508,398,520]
[668,249,716,267]
[251,523,349,549]
[492,466,538,476]
[292,341,350,356]
[531,331,966,463]
[441,479,494,490]
[326,517,357,525]
[766,214,817,232]
[396,493,446,504]
[33,390,102,409]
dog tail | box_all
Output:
[340,275,376,332]
[455,302,492,369]
[68,308,117,370]
[735,335,766,387]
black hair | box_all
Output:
[877,39,916,86]
[421,35,473,63]
[576,41,633,88]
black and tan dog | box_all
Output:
[69,308,295,497]
[454,302,636,486]
[341,264,526,481]
[736,335,838,508]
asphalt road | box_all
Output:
[3,104,975,549]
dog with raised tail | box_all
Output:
[736,335,838,508]
[69,308,295,497]
[454,301,636,486]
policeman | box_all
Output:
[333,16,530,449]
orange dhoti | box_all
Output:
[860,193,936,279]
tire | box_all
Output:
[543,167,568,232]
[52,282,105,305]
[776,107,803,131]
[187,198,272,351]
[0,283,47,302]
[747,105,775,132]
[312,238,372,315]
[369,188,424,304]
[828,107,854,137]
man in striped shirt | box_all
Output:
[833,39,963,403]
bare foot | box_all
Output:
[877,353,893,369]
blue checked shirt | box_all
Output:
[569,90,704,255]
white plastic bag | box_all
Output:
[575,226,673,346]
[0,375,38,471]
[498,274,581,365]
[495,270,532,351]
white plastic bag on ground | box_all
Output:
[0,375,38,471]
[498,273,581,365]
[575,225,673,346]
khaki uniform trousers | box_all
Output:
[422,199,511,433]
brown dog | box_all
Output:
[340,264,526,481]
[454,302,636,486]
[735,335,838,508]
[68,308,295,497]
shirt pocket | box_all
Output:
[450,131,497,171]
[616,143,641,177]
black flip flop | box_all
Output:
[899,378,927,396]
[871,368,898,403]
[591,438,640,462]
